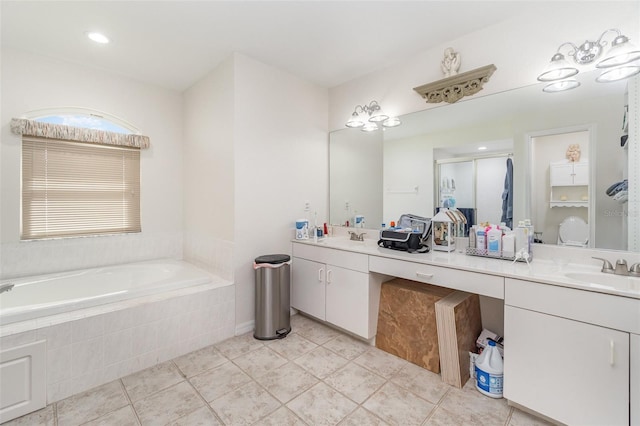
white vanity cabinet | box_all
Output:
[550,161,588,186]
[549,161,589,208]
[369,255,504,299]
[504,278,637,425]
[291,256,327,320]
[633,333,640,426]
[291,242,380,339]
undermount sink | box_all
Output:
[564,271,640,291]
[314,236,375,249]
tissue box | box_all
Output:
[476,328,504,357]
[469,352,479,379]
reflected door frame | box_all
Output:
[525,124,596,248]
[434,152,512,224]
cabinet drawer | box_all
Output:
[292,243,368,273]
[369,256,504,299]
[505,278,640,333]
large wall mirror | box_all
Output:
[329,71,637,252]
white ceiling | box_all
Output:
[1,1,539,92]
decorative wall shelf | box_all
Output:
[413,64,497,104]
[550,201,589,208]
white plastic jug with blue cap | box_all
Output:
[474,339,504,398]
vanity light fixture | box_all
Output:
[538,29,640,92]
[345,100,401,131]
[85,31,110,44]
[542,79,581,93]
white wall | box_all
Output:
[233,54,328,331]
[182,56,235,281]
[328,2,639,131]
[330,129,383,227]
[384,122,514,223]
[0,49,184,278]
[439,162,474,209]
[476,157,509,225]
[1,49,328,330]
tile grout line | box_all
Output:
[504,406,516,426]
[117,361,197,413]
[249,328,357,424]
[117,378,142,426]
[311,336,399,425]
[25,318,524,426]
[244,375,296,426]
[177,359,227,426]
[318,336,460,426]
[53,401,59,426]
[316,330,390,422]
[421,387,453,425]
[251,333,338,423]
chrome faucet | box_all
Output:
[348,231,366,242]
[614,259,629,276]
[592,257,614,274]
[0,283,15,294]
[593,257,640,276]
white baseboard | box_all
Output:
[235,320,254,336]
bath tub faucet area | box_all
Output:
[0,283,14,294]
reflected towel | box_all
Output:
[501,158,513,229]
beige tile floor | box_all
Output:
[5,314,553,426]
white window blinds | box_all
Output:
[22,137,141,240]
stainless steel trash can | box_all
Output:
[253,254,291,340]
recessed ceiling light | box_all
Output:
[86,32,110,44]
[478,146,488,150]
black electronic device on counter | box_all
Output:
[378,214,431,253]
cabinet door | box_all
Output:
[504,306,629,425]
[549,163,574,186]
[291,257,326,320]
[632,333,640,426]
[572,162,589,185]
[325,265,370,339]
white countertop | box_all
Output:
[293,237,640,300]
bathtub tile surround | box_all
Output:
[0,231,183,280]
[183,232,234,281]
[4,314,554,426]
[0,281,235,406]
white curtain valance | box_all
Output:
[10,118,150,149]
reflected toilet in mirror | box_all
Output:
[557,216,589,247]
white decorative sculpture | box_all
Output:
[566,144,581,162]
[441,47,461,77]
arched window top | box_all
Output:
[11,107,149,149]
[23,107,141,135]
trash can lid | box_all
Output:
[254,254,291,265]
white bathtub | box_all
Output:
[0,259,217,325]
[0,258,235,417]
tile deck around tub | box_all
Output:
[3,314,555,426]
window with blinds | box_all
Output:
[22,137,141,240]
